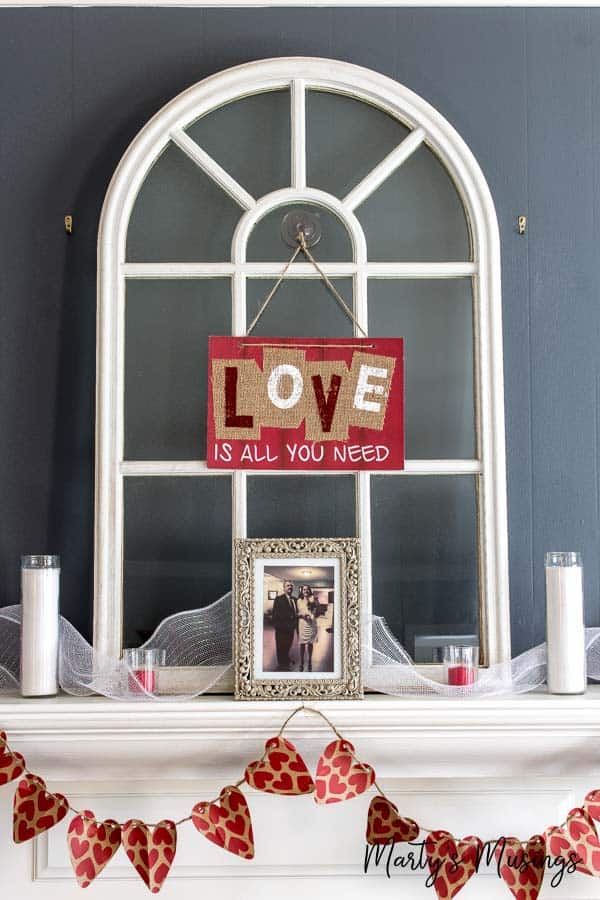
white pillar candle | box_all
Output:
[545,551,585,694]
[20,555,60,697]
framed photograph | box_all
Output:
[234,538,361,700]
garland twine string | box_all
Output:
[246,230,369,339]
[3,702,583,843]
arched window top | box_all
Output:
[95,58,508,676]
[102,58,498,262]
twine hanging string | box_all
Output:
[275,704,441,837]
[245,230,369,339]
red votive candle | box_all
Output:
[123,648,165,696]
[447,664,476,686]
[129,669,156,693]
[443,644,478,687]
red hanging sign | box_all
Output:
[207,336,404,470]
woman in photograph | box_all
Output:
[297,585,319,672]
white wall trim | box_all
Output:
[4,692,600,774]
[2,2,598,8]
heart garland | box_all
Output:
[0,731,25,787]
[13,774,68,843]
[192,785,255,859]
[366,795,419,845]
[314,738,375,804]
[494,835,546,900]
[544,823,593,876]
[122,819,177,893]
[245,736,314,795]
[0,706,599,896]
[558,807,600,875]
[425,830,483,899]
[67,810,122,887]
[585,789,600,823]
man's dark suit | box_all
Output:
[271,593,297,669]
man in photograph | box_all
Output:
[271,580,298,670]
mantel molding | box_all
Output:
[1,691,600,783]
[2,690,600,737]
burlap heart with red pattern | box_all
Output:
[314,739,375,805]
[0,731,26,787]
[544,823,592,876]
[494,835,546,900]
[366,796,419,845]
[585,789,600,823]
[67,809,122,888]
[192,786,254,859]
[13,774,68,843]
[245,736,314,795]
[122,819,177,894]
[557,808,600,876]
[425,830,482,899]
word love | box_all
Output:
[207,337,404,471]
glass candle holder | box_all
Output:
[443,645,478,686]
[123,648,165,696]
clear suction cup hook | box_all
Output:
[281,209,322,249]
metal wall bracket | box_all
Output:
[518,215,527,235]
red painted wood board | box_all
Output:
[207,336,404,471]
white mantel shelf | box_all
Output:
[1,688,600,736]
[1,689,600,781]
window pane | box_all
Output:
[186,90,290,200]
[247,476,356,538]
[247,203,352,262]
[357,145,471,261]
[126,142,240,262]
[124,279,230,461]
[247,278,353,337]
[123,477,231,646]
[306,90,409,198]
[369,279,475,458]
[371,475,479,662]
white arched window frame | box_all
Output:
[94,57,510,673]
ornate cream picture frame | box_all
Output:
[234,538,361,700]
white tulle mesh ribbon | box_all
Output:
[0,594,232,700]
[1,595,599,698]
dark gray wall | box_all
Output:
[1,7,598,654]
